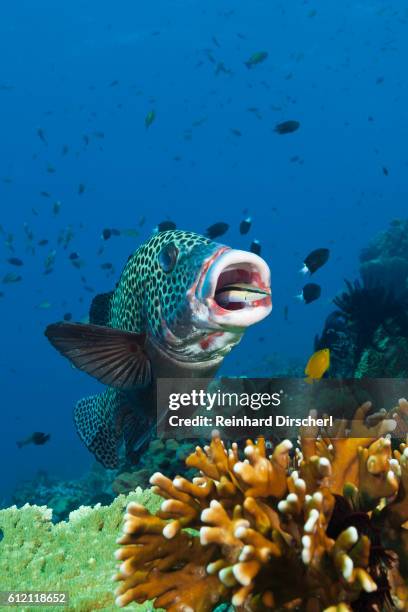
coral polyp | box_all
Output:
[115,405,408,611]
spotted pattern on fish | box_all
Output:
[45,229,273,468]
[74,389,121,467]
[108,230,216,338]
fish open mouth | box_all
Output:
[197,249,272,328]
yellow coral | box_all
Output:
[115,403,408,611]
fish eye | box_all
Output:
[158,242,179,272]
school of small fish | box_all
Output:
[3,5,381,453]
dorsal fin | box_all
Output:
[89,291,114,326]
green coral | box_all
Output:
[0,488,161,611]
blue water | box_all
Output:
[1,0,407,503]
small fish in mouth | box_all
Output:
[215,282,271,310]
[45,230,272,468]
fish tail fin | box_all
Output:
[16,440,24,449]
[74,388,126,468]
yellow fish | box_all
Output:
[305,348,330,383]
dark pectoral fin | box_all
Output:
[45,322,151,389]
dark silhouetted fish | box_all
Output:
[215,62,232,76]
[297,283,321,304]
[274,120,300,134]
[301,248,330,275]
[17,432,50,448]
[212,35,220,48]
[102,228,112,240]
[45,230,272,468]
[3,272,22,284]
[36,127,47,145]
[240,217,252,235]
[245,51,268,68]
[157,220,176,233]
[44,250,56,273]
[205,222,229,239]
[7,257,23,266]
[250,240,261,255]
[145,110,156,128]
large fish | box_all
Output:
[45,230,272,467]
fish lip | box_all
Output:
[196,248,272,328]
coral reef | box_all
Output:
[316,220,408,378]
[332,279,408,358]
[115,404,408,611]
[355,326,408,379]
[0,488,162,612]
[11,462,116,522]
[9,438,196,518]
[314,310,356,378]
[360,219,408,294]
[315,280,408,379]
[113,438,196,494]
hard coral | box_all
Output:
[115,407,408,611]
[0,488,161,612]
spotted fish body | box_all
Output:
[46,230,272,467]
[109,231,219,343]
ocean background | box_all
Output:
[1,0,407,504]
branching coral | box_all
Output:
[115,404,408,611]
